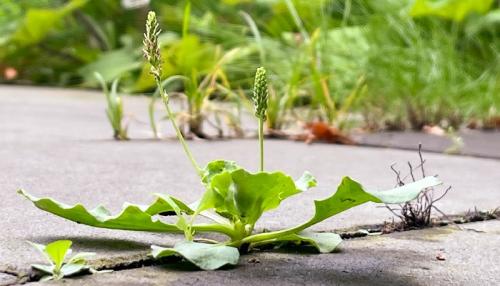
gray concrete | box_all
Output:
[356,131,500,159]
[33,220,500,286]
[1,86,499,284]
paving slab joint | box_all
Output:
[0,267,29,286]
[17,208,500,284]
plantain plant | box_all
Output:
[17,11,442,271]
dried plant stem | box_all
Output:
[387,145,451,229]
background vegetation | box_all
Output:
[1,0,499,131]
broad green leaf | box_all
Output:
[201,160,239,185]
[18,190,181,232]
[411,0,494,21]
[367,176,442,204]
[45,240,72,270]
[265,231,342,253]
[31,264,55,275]
[79,48,142,85]
[68,252,95,264]
[151,241,239,270]
[197,168,314,225]
[60,263,88,277]
[243,176,441,246]
[10,0,88,47]
[40,275,55,282]
[307,176,442,226]
[142,194,194,216]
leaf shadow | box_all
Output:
[157,260,237,272]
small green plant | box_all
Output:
[28,240,95,281]
[17,11,442,271]
[95,72,128,140]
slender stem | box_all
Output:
[157,79,203,177]
[148,94,158,139]
[258,118,264,172]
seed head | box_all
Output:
[252,67,268,120]
[143,11,162,81]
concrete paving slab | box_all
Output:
[1,85,499,283]
[31,220,500,286]
[355,130,500,159]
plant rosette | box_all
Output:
[18,162,441,270]
[28,240,97,281]
[17,11,443,271]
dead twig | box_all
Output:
[386,145,452,229]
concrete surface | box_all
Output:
[33,220,500,286]
[1,85,499,285]
[356,131,500,159]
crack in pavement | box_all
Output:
[16,210,499,284]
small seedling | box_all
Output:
[95,72,128,140]
[17,12,443,271]
[28,240,95,281]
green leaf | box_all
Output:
[31,264,55,275]
[411,0,494,21]
[142,194,194,216]
[367,176,442,204]
[79,48,142,85]
[68,252,95,264]
[40,275,55,282]
[10,0,88,47]
[241,176,441,246]
[151,241,239,270]
[197,168,313,225]
[308,176,442,226]
[45,240,72,270]
[60,263,88,277]
[201,160,239,185]
[18,190,181,232]
[264,231,342,253]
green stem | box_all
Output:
[148,94,158,139]
[192,223,238,240]
[258,118,264,172]
[228,220,315,247]
[157,79,203,177]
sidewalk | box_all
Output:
[31,220,500,286]
[1,85,499,285]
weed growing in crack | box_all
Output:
[16,12,442,271]
[28,240,103,281]
[459,207,499,224]
[385,144,451,229]
[94,72,128,140]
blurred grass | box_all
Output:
[0,0,498,131]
